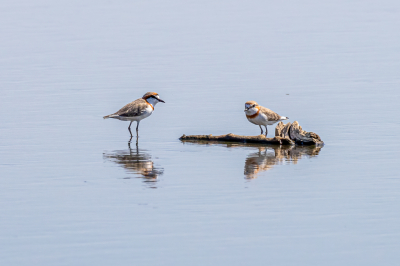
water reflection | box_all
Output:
[244,145,321,179]
[181,140,322,179]
[103,142,164,186]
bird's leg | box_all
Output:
[259,125,263,135]
[128,121,133,137]
[265,126,268,137]
[136,121,140,137]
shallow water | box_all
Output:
[1,0,400,265]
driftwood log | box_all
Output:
[275,121,323,145]
[179,121,323,146]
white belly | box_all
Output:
[247,113,278,126]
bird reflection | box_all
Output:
[103,142,164,185]
[244,145,321,179]
[180,140,322,179]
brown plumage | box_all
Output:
[103,92,160,118]
[142,92,158,99]
[259,106,282,122]
[103,98,149,118]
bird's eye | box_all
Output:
[252,105,255,108]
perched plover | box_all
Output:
[103,92,165,139]
[244,101,288,136]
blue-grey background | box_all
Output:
[1,0,399,265]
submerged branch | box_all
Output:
[179,134,294,145]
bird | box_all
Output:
[244,101,288,137]
[103,92,165,140]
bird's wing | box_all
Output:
[260,106,281,121]
[114,99,149,117]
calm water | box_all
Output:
[1,0,400,265]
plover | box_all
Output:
[244,101,288,136]
[103,92,165,139]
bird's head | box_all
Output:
[142,92,165,106]
[244,101,259,115]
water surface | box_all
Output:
[1,0,400,265]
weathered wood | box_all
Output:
[275,121,292,139]
[287,121,323,145]
[179,121,323,146]
[275,122,285,137]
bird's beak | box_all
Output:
[158,98,165,103]
[244,108,248,111]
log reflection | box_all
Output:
[244,146,321,179]
[103,142,164,184]
[180,140,322,179]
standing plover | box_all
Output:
[244,101,288,136]
[104,92,165,139]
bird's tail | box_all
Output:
[103,114,114,119]
[281,116,289,120]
